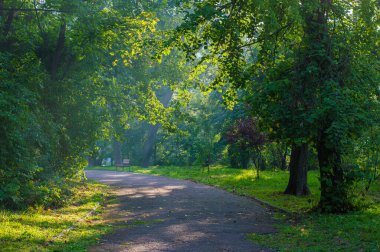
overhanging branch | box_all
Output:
[0,8,67,13]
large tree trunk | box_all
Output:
[284,143,310,196]
[141,88,173,167]
[308,0,351,213]
[317,131,351,213]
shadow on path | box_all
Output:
[86,170,278,252]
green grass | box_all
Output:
[0,180,113,252]
[249,206,380,251]
[89,165,380,251]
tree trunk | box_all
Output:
[87,156,101,167]
[256,154,260,180]
[112,139,122,166]
[153,143,157,164]
[3,7,16,37]
[252,151,262,179]
[141,124,160,167]
[240,148,250,169]
[0,0,4,17]
[141,87,173,167]
[317,131,351,213]
[306,0,351,213]
[284,143,310,196]
[280,146,288,170]
[50,22,66,80]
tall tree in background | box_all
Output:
[141,86,174,167]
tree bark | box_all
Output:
[284,143,310,196]
[317,130,351,213]
[256,153,261,179]
[309,0,352,213]
[141,88,173,167]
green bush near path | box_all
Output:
[0,181,113,252]
[87,165,380,251]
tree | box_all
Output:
[226,118,267,178]
[141,87,173,167]
[0,0,164,209]
[284,144,310,196]
[173,0,379,212]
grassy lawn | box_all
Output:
[0,180,113,252]
[249,207,380,251]
[89,165,380,251]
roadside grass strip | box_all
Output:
[0,181,113,252]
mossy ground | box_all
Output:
[0,180,113,252]
[89,165,380,251]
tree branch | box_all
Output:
[0,8,67,13]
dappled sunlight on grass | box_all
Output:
[0,181,112,252]
[249,205,380,251]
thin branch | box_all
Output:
[237,21,294,50]
[0,8,67,13]
[33,0,44,35]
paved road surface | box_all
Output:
[86,170,278,252]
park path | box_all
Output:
[86,170,278,252]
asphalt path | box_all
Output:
[86,170,278,252]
